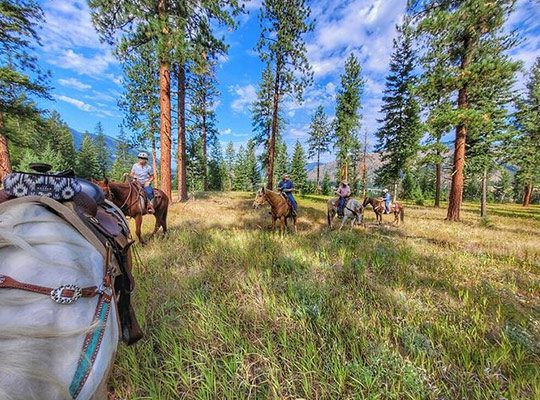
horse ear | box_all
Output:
[104,177,109,185]
[261,186,265,193]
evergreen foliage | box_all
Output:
[334,53,363,181]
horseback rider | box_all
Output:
[335,180,351,217]
[278,173,297,216]
[383,188,391,214]
[130,152,155,214]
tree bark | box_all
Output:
[267,58,281,190]
[446,37,471,222]
[316,151,321,194]
[159,60,172,199]
[151,131,158,186]
[522,183,532,207]
[0,112,12,181]
[434,162,441,208]
[158,0,172,200]
[202,111,208,191]
[393,182,398,203]
[177,64,188,201]
[480,168,487,218]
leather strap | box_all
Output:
[0,274,111,303]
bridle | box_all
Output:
[108,181,145,214]
[0,243,116,399]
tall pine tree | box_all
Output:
[307,105,332,191]
[414,0,520,220]
[257,0,313,189]
[76,134,99,179]
[0,0,50,179]
[290,140,308,194]
[375,19,422,188]
[334,53,363,181]
[513,58,540,206]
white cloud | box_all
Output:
[55,94,96,112]
[57,77,91,90]
[230,84,257,113]
[50,49,117,77]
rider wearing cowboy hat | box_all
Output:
[278,173,297,216]
[335,180,351,217]
[130,152,155,214]
[383,188,391,214]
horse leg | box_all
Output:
[284,216,289,232]
[135,214,145,244]
[293,215,297,233]
[272,216,277,231]
[339,215,346,231]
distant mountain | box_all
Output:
[306,153,383,183]
[70,128,139,160]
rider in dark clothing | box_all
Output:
[278,174,297,216]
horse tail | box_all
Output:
[400,207,404,222]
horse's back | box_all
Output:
[0,200,118,400]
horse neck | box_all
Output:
[265,190,284,209]
[109,182,133,204]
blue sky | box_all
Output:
[34,0,540,162]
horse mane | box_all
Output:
[0,202,117,399]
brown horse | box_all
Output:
[94,178,169,243]
[362,197,404,225]
[253,187,297,234]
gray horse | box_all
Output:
[327,197,364,230]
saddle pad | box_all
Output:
[3,172,81,201]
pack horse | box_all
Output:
[0,168,142,400]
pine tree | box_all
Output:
[494,168,514,203]
[188,57,220,191]
[257,0,313,189]
[18,144,63,172]
[208,141,227,191]
[0,0,50,179]
[321,171,331,196]
[89,0,241,199]
[118,42,159,184]
[245,139,260,191]
[233,145,248,191]
[334,53,363,181]
[375,19,422,188]
[273,139,289,188]
[93,122,110,179]
[224,142,236,191]
[307,105,332,191]
[110,127,136,181]
[76,134,99,179]
[512,58,540,207]
[290,140,308,194]
[414,0,520,220]
[33,111,76,171]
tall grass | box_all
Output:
[110,193,540,399]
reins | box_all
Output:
[110,181,144,214]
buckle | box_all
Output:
[50,285,82,304]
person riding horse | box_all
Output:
[130,152,154,214]
[383,188,391,214]
[335,180,351,217]
[278,174,297,216]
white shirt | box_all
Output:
[131,163,153,184]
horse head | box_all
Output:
[253,186,267,209]
[92,178,112,199]
[362,197,370,207]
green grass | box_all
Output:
[109,192,540,399]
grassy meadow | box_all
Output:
[110,192,540,400]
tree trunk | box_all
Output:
[202,110,208,191]
[151,132,158,186]
[446,37,471,222]
[434,162,441,208]
[522,183,532,207]
[316,151,321,194]
[361,130,368,197]
[177,64,188,201]
[0,112,12,181]
[159,60,172,199]
[158,0,172,200]
[480,168,487,218]
[393,182,398,203]
[267,59,281,190]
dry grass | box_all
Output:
[110,192,540,399]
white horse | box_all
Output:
[0,199,119,400]
[327,197,364,230]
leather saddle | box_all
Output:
[0,170,143,345]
